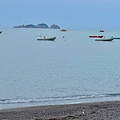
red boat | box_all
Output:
[60,29,67,32]
[89,35,103,38]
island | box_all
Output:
[14,23,60,29]
[50,24,60,29]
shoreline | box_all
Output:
[0,101,120,120]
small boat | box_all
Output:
[99,30,104,32]
[0,31,2,34]
[60,29,67,32]
[113,37,120,39]
[95,37,113,41]
[37,37,56,41]
[89,35,103,38]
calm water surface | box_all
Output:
[0,28,120,110]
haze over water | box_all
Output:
[0,28,120,110]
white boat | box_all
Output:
[95,37,113,41]
[37,37,56,41]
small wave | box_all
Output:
[106,93,120,97]
[0,93,120,104]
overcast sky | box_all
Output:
[0,0,120,30]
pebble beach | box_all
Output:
[0,101,120,120]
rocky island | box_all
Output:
[14,23,60,29]
[50,24,60,29]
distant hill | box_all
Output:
[14,23,60,29]
[37,23,49,28]
[50,24,60,29]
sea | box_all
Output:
[0,28,120,110]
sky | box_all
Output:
[0,0,120,30]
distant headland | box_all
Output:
[13,23,60,29]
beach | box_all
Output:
[0,101,120,120]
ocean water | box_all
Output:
[0,28,120,110]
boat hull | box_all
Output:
[60,29,67,32]
[37,37,56,41]
[89,36,103,38]
[95,37,113,41]
[113,38,120,39]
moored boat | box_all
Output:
[60,29,67,32]
[95,37,113,41]
[89,35,103,38]
[113,37,120,39]
[37,37,56,41]
[99,30,104,32]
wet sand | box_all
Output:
[0,101,120,120]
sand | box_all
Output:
[0,101,120,120]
